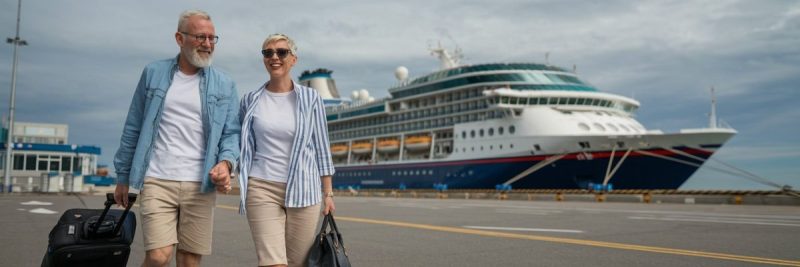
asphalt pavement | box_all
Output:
[2,192,799,266]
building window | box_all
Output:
[13,155,24,170]
[25,155,36,171]
[62,156,72,172]
[39,160,48,171]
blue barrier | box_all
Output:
[495,184,512,191]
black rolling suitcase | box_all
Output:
[42,193,138,267]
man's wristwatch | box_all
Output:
[324,191,334,198]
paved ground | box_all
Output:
[2,192,799,266]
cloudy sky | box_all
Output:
[0,0,797,190]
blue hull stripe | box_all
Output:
[332,147,716,190]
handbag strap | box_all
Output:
[327,214,341,235]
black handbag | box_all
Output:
[308,214,351,267]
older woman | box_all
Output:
[237,33,336,267]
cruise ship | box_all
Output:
[299,45,736,190]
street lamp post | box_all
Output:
[4,0,27,193]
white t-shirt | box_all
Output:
[145,71,206,182]
[249,88,297,183]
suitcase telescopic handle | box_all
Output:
[91,193,138,236]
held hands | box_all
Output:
[210,161,232,194]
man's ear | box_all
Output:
[175,32,184,46]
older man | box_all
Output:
[113,9,239,267]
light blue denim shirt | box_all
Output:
[114,56,240,193]
[237,82,335,213]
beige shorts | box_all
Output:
[140,177,216,255]
[246,178,321,267]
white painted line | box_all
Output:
[461,203,800,220]
[463,226,584,233]
[495,209,552,215]
[17,208,25,211]
[21,201,53,205]
[628,216,800,227]
[29,208,58,214]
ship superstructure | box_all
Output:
[305,45,736,190]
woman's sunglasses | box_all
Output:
[262,48,292,59]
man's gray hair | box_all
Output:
[263,33,297,56]
[178,9,211,31]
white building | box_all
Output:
[1,122,99,192]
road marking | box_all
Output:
[628,216,800,227]
[21,201,52,205]
[463,226,583,233]
[216,204,800,266]
[460,203,800,220]
[29,208,58,214]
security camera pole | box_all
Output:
[4,0,27,193]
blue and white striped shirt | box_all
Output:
[237,82,335,213]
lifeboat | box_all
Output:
[330,144,348,157]
[404,135,432,151]
[351,141,373,154]
[377,138,400,153]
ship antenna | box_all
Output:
[545,52,550,65]
[709,86,718,128]
[429,41,462,70]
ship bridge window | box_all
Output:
[568,98,577,105]
[510,98,518,105]
[576,98,586,105]
[558,98,568,105]
[548,98,558,105]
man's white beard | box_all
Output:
[187,48,212,68]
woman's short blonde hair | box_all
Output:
[262,33,297,55]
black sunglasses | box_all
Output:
[261,48,292,59]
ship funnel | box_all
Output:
[298,68,340,99]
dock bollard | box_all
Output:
[643,193,652,203]
[556,192,564,201]
[595,193,606,202]
[465,192,470,199]
[501,192,509,200]
[411,191,417,198]
[733,195,743,205]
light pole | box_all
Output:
[4,0,27,193]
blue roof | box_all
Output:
[0,142,101,155]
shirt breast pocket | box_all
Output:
[144,88,166,111]
[211,96,231,124]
